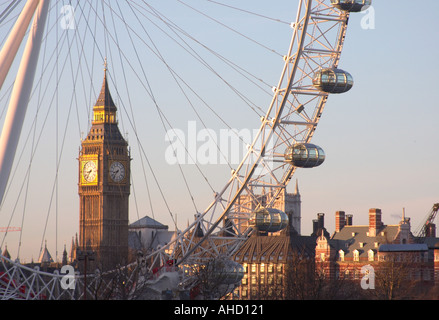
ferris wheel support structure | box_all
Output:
[0,0,50,205]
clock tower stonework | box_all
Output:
[78,67,130,271]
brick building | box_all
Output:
[316,209,439,286]
[232,206,439,299]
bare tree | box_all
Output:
[370,252,419,300]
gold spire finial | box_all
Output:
[104,57,108,72]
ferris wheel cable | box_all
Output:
[204,0,291,25]
[73,2,103,133]
[123,2,233,172]
[115,1,267,118]
[136,5,268,131]
[5,5,93,254]
[175,0,316,265]
[108,0,247,180]
[135,0,273,94]
[103,3,202,219]
[0,14,21,48]
[0,83,14,120]
[128,5,264,127]
[177,0,284,58]
[0,0,22,22]
[77,2,189,230]
[108,3,150,224]
[0,9,72,215]
[38,27,89,258]
[16,1,56,261]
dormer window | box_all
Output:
[368,249,375,261]
[339,250,345,262]
[353,249,360,262]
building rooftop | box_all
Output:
[331,225,402,258]
[233,233,317,264]
[129,216,169,230]
[379,243,428,252]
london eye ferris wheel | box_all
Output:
[0,0,371,300]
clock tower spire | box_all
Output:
[78,62,130,271]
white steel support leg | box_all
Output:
[0,0,41,91]
[0,0,50,205]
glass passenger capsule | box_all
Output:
[210,259,245,285]
[284,143,325,168]
[312,68,353,94]
[331,0,372,12]
[250,207,289,233]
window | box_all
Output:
[268,264,274,273]
[353,250,360,262]
[339,250,345,262]
[276,264,283,273]
[368,250,374,262]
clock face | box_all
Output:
[109,161,125,182]
[83,161,97,183]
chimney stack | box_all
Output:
[335,211,346,232]
[317,213,325,230]
[346,214,353,226]
[312,219,318,235]
[369,208,382,237]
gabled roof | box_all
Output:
[38,242,54,264]
[129,216,168,230]
[2,246,11,260]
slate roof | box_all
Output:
[331,225,401,258]
[233,233,317,264]
[129,216,169,230]
[379,243,428,252]
[94,70,117,111]
[38,243,54,264]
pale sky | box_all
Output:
[0,1,438,262]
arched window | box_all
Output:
[339,250,345,262]
[353,249,360,262]
[368,249,374,261]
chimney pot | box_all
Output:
[369,208,382,237]
[335,211,346,232]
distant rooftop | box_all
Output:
[129,216,168,230]
[379,243,428,252]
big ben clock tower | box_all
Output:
[78,64,130,271]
